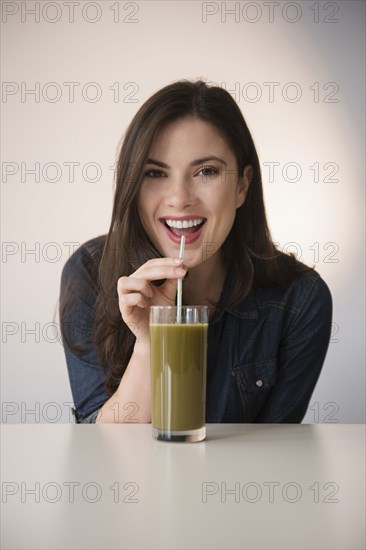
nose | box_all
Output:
[165,174,195,209]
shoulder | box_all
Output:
[60,235,107,298]
[62,235,106,277]
[67,234,106,269]
[255,262,332,321]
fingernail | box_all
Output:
[175,267,186,276]
[173,257,184,264]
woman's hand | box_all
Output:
[117,257,186,346]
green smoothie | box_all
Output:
[150,323,208,432]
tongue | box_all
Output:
[170,226,198,237]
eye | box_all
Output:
[143,169,166,179]
[197,166,219,177]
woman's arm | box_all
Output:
[254,276,333,422]
[60,239,109,423]
[61,244,186,424]
[96,258,186,423]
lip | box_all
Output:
[159,216,207,245]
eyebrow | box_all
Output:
[145,156,228,168]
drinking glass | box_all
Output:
[150,305,209,442]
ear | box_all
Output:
[236,165,252,208]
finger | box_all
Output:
[133,256,184,275]
[117,276,153,298]
[119,292,149,311]
[138,257,184,268]
[133,265,187,282]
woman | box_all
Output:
[60,79,332,424]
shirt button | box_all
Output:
[256,380,263,387]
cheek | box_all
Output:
[137,189,161,243]
[210,197,238,242]
[136,187,146,212]
[137,188,151,221]
[211,193,237,223]
[138,185,161,215]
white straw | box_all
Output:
[176,235,186,323]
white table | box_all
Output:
[1,424,365,549]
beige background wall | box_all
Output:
[1,0,365,422]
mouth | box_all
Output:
[159,216,207,244]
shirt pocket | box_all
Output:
[231,360,277,421]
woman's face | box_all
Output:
[137,116,250,269]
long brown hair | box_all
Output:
[61,79,312,396]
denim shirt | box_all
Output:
[60,235,333,424]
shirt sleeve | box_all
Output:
[254,275,333,423]
[78,408,101,424]
[60,240,109,423]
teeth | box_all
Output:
[165,218,204,229]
